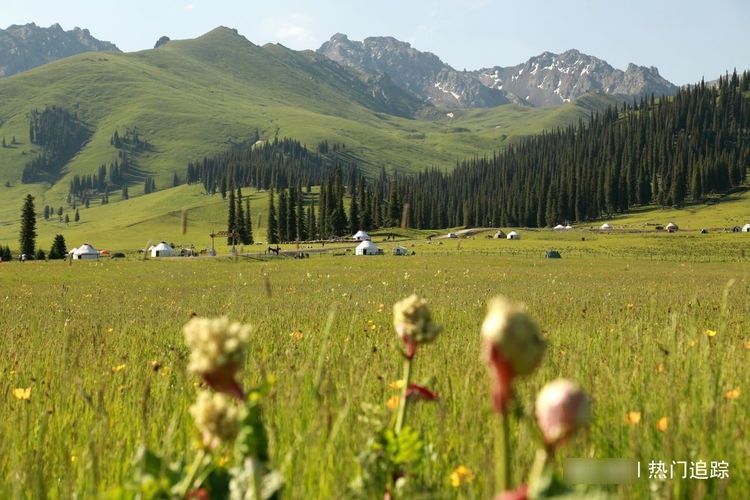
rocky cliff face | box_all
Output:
[0,23,119,77]
[478,50,677,106]
[319,35,677,108]
[318,33,510,108]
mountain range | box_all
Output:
[0,23,119,78]
[317,34,678,108]
[1,23,678,109]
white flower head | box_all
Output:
[393,294,442,344]
[184,316,251,375]
[481,296,545,376]
[190,391,244,449]
[535,378,591,447]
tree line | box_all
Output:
[22,106,91,183]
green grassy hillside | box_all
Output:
[0,27,616,224]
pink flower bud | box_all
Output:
[481,297,545,377]
[535,379,590,448]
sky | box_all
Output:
[2,0,748,85]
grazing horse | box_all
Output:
[267,245,281,255]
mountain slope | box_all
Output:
[318,35,678,108]
[0,22,119,78]
[0,28,616,195]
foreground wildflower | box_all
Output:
[724,388,741,400]
[190,391,243,450]
[12,387,31,400]
[481,296,546,413]
[449,465,475,487]
[625,411,641,425]
[657,416,669,432]
[535,379,590,449]
[184,316,251,399]
[393,294,442,357]
[705,329,717,337]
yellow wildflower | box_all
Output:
[449,465,475,487]
[12,387,31,400]
[705,329,717,337]
[657,416,669,432]
[290,330,304,341]
[656,363,665,374]
[386,395,400,411]
[743,340,750,350]
[687,340,697,348]
[389,380,405,390]
[625,411,641,425]
[111,364,126,373]
[724,388,741,400]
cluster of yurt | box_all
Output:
[69,243,100,260]
[150,242,174,257]
[352,230,371,241]
[355,240,380,256]
[553,224,573,231]
[392,246,409,256]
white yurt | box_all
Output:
[666,222,679,233]
[553,224,565,231]
[392,246,408,256]
[151,242,174,257]
[356,240,380,256]
[742,223,750,232]
[564,225,573,230]
[73,243,99,260]
[352,230,371,241]
[507,231,520,240]
[447,232,458,238]
[600,223,613,231]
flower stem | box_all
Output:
[395,356,413,434]
[494,410,511,492]
[173,448,208,497]
[527,447,552,497]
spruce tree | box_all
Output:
[245,199,254,244]
[296,186,306,241]
[278,189,288,242]
[267,190,279,244]
[227,186,237,245]
[287,187,297,241]
[74,208,80,222]
[49,234,67,259]
[236,187,249,245]
[19,194,36,256]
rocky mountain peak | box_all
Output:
[0,23,119,78]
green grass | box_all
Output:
[0,236,748,498]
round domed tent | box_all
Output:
[392,246,409,256]
[73,243,99,260]
[352,230,371,241]
[600,223,613,231]
[666,222,679,233]
[564,224,573,230]
[356,240,380,255]
[151,242,174,257]
[507,231,520,240]
[553,224,565,231]
[493,230,506,239]
[743,224,750,232]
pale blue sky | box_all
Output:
[2,0,747,84]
